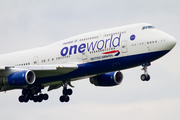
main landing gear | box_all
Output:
[141,62,151,81]
[18,85,49,103]
[59,82,73,103]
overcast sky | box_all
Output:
[0,0,180,120]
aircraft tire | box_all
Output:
[24,97,29,103]
[141,74,150,81]
[146,74,150,81]
[38,94,44,102]
[64,96,70,102]
[63,89,68,96]
[33,96,38,102]
[141,74,146,81]
[19,95,25,103]
[67,89,73,95]
[37,96,43,102]
[29,94,34,100]
[43,93,49,100]
[60,95,65,102]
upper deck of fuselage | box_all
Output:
[0,23,176,67]
[47,23,154,48]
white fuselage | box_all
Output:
[0,23,176,85]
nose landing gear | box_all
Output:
[141,62,151,81]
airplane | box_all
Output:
[0,23,176,103]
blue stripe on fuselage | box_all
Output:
[34,50,170,85]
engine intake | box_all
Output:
[3,70,36,86]
[90,71,123,86]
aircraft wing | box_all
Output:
[0,63,78,78]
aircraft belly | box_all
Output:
[34,50,170,85]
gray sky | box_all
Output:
[0,0,180,120]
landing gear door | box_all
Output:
[121,40,128,53]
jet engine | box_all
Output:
[90,71,123,86]
[3,70,36,86]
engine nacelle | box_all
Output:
[3,70,36,86]
[90,71,123,86]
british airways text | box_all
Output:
[60,34,121,56]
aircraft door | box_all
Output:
[33,56,39,65]
[82,51,87,62]
[121,40,128,55]
[121,40,128,53]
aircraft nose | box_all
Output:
[166,35,176,50]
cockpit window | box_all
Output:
[142,26,155,30]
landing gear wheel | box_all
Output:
[24,95,30,103]
[63,88,73,96]
[67,89,73,95]
[19,95,25,103]
[33,96,38,102]
[146,74,150,81]
[29,94,34,100]
[141,74,150,81]
[43,94,49,100]
[37,94,44,102]
[141,74,146,81]
[60,95,65,102]
[19,85,49,103]
[59,95,70,102]
[64,96,70,102]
